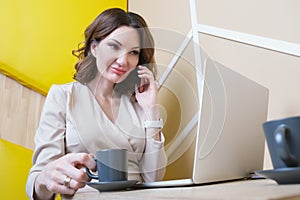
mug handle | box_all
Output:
[274,124,298,167]
[85,159,98,179]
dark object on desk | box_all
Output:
[255,167,300,184]
[263,116,300,169]
[86,149,128,182]
[87,180,138,192]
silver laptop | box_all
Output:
[135,56,269,188]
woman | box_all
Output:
[26,8,167,200]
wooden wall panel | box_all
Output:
[0,73,45,149]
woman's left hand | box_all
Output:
[135,65,159,119]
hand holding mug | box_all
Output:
[34,153,95,198]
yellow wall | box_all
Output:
[0,0,127,95]
[0,139,33,200]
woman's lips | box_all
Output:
[111,67,126,75]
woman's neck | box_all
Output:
[88,75,115,99]
[87,75,120,123]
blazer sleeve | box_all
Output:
[140,132,168,182]
[26,84,67,199]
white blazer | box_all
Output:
[26,82,167,199]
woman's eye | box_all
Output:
[108,43,120,50]
[130,50,140,56]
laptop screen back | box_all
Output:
[192,57,269,183]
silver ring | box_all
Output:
[63,176,72,188]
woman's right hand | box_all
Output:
[34,153,96,200]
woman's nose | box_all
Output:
[116,53,128,66]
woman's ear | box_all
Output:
[90,41,97,57]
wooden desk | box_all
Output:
[64,179,300,200]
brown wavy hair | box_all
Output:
[72,8,156,97]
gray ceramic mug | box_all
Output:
[263,116,300,169]
[86,149,128,182]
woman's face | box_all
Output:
[91,26,140,84]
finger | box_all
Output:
[65,153,96,170]
[138,65,149,71]
[138,73,154,83]
[59,172,87,192]
[135,84,142,94]
[67,176,86,190]
[45,175,76,195]
[55,183,77,195]
[139,79,145,93]
[62,154,96,183]
[66,168,90,184]
[138,66,154,78]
